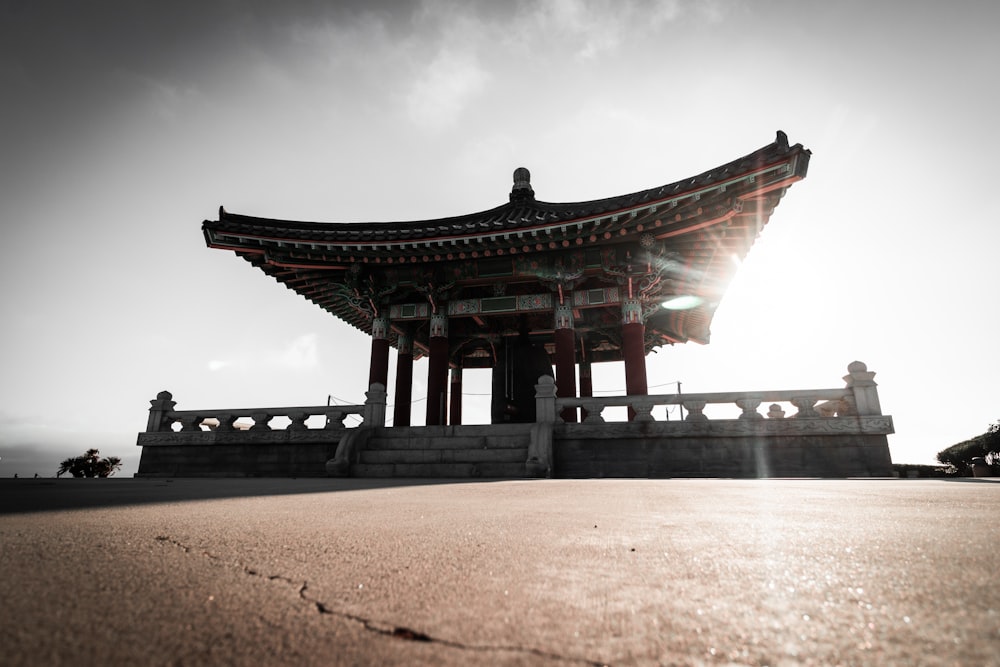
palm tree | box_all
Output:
[57,449,122,478]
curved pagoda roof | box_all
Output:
[203,131,810,365]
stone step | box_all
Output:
[360,447,528,465]
[365,435,529,451]
[382,424,533,438]
[350,461,527,478]
[348,425,533,478]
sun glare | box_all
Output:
[661,295,704,310]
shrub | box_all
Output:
[937,421,1000,474]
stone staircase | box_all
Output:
[350,424,533,478]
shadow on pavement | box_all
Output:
[0,477,512,515]
[938,476,1000,483]
[4,476,997,515]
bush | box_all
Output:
[937,421,1000,475]
[892,463,953,478]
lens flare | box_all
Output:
[661,295,704,310]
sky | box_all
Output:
[1,0,998,477]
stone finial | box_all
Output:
[844,361,882,416]
[510,167,535,202]
[146,390,177,432]
[844,360,877,386]
[534,374,557,398]
[767,404,786,419]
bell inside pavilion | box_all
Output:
[202,132,811,427]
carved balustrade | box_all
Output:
[144,391,367,434]
[539,362,885,425]
[552,388,853,424]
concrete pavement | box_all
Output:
[2,478,998,666]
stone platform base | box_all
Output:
[554,429,893,478]
[136,417,893,479]
[135,435,340,478]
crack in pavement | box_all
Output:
[302,582,607,664]
[154,535,608,666]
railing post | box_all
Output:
[216,413,237,431]
[529,376,557,478]
[250,412,273,431]
[582,403,605,424]
[287,410,308,431]
[364,383,387,427]
[790,397,819,418]
[535,376,557,423]
[736,398,763,420]
[683,400,708,421]
[146,390,176,432]
[325,410,345,429]
[178,414,203,432]
[844,361,882,416]
[632,399,655,422]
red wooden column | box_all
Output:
[368,316,390,390]
[449,367,463,425]
[425,312,449,426]
[392,331,413,427]
[578,357,593,422]
[621,298,648,420]
[554,301,577,422]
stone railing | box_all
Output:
[136,385,388,477]
[136,365,893,478]
[536,360,885,424]
[524,361,894,478]
[143,384,387,434]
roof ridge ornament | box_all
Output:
[775,130,789,151]
[510,167,535,203]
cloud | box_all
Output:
[208,333,320,373]
[506,0,688,60]
[0,413,78,443]
[405,48,490,130]
[691,0,731,23]
[273,333,320,370]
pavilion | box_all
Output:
[202,131,811,427]
[138,131,893,478]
